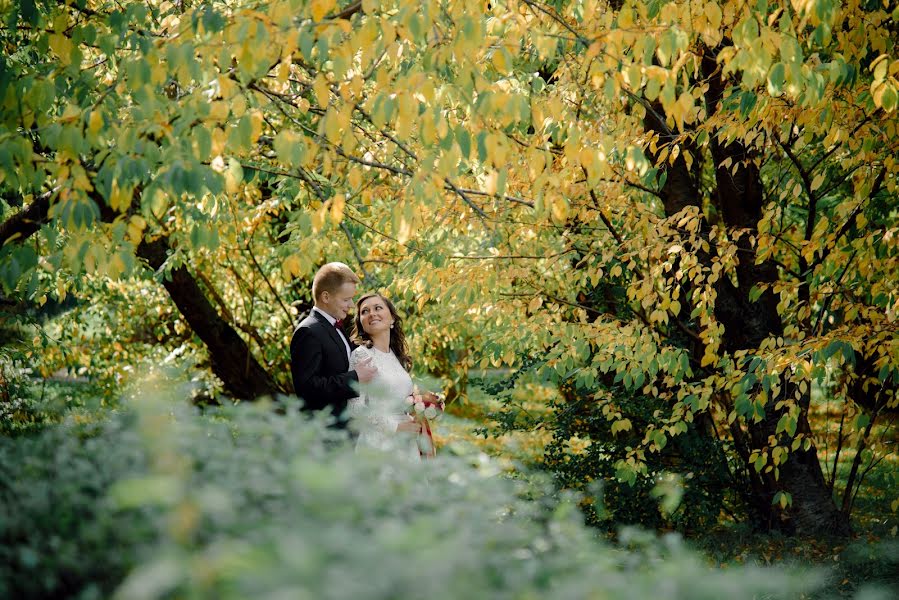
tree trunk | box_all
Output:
[701,49,850,537]
[135,236,282,400]
[633,49,851,536]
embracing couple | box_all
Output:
[289,262,442,459]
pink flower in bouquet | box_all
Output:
[406,391,445,421]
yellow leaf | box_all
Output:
[208,101,230,123]
[310,0,336,21]
[48,34,73,66]
[150,60,167,86]
[249,110,264,143]
[231,95,247,119]
[492,48,510,73]
[277,60,291,83]
[810,172,825,191]
[107,253,126,278]
[397,213,413,244]
[224,158,243,194]
[330,193,345,224]
[503,349,515,366]
[282,255,302,278]
[61,103,81,123]
[218,76,238,100]
[127,215,146,243]
[313,75,330,108]
[705,3,722,30]
[348,167,363,189]
[206,128,225,157]
[484,170,498,195]
[551,195,569,222]
[270,1,293,26]
[324,109,341,143]
[110,180,133,213]
[88,111,103,135]
[611,418,632,434]
[311,203,327,232]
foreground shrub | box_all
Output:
[0,413,157,598]
[1,380,820,599]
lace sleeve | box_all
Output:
[347,392,390,432]
[347,349,367,416]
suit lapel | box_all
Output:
[313,310,350,369]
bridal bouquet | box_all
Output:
[405,391,445,421]
[405,390,444,458]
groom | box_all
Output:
[290,262,377,428]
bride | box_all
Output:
[347,292,437,459]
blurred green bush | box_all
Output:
[1,381,819,600]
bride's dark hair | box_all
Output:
[351,292,411,370]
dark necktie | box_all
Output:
[334,320,343,330]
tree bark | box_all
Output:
[631,48,852,537]
[701,49,850,537]
[135,236,282,400]
[0,190,52,248]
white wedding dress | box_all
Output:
[348,346,420,460]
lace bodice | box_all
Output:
[348,346,415,453]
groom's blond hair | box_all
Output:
[312,262,360,300]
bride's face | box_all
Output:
[359,296,395,336]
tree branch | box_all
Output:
[810,166,886,271]
[330,1,362,20]
[340,220,375,284]
[0,189,54,248]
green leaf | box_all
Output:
[854,414,870,431]
[739,91,757,118]
[772,491,792,509]
[274,130,306,168]
[880,84,898,113]
[776,414,796,437]
[767,62,785,96]
[614,460,638,486]
[476,131,488,163]
[455,126,471,160]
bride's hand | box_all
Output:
[396,415,422,434]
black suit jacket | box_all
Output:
[290,310,358,426]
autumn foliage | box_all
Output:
[1,0,897,537]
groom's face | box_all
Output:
[320,281,357,321]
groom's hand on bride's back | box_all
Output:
[355,357,378,383]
